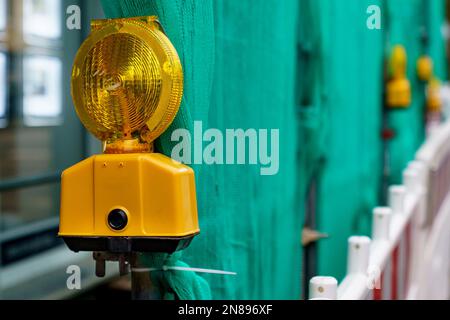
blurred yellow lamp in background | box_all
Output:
[426,77,442,113]
[386,45,411,108]
[417,55,434,82]
[415,55,442,113]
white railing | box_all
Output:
[310,119,450,300]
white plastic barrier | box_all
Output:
[310,119,450,300]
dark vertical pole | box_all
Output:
[130,252,161,300]
[302,178,318,299]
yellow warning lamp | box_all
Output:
[386,45,411,108]
[426,77,442,113]
[59,16,199,257]
[417,55,433,82]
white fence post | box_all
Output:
[409,161,426,188]
[405,163,428,227]
[328,120,450,300]
[372,207,392,241]
[403,168,419,195]
[309,276,338,300]
[389,186,406,216]
[347,236,371,275]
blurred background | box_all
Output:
[0,0,115,299]
[0,0,449,300]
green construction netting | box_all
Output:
[99,0,447,297]
[315,0,447,280]
[428,0,447,80]
[314,0,447,281]
[385,0,446,185]
[386,0,427,185]
[310,0,385,280]
[101,0,301,299]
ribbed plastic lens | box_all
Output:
[82,33,161,138]
[71,17,183,147]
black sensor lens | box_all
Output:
[108,209,128,230]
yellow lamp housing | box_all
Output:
[386,77,411,108]
[426,78,442,113]
[386,45,411,109]
[60,153,199,253]
[417,55,434,82]
[59,16,199,255]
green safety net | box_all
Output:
[141,252,211,299]
[101,0,301,299]
[385,0,427,184]
[427,0,447,80]
[315,0,447,280]
[99,0,447,297]
[307,0,385,280]
[385,0,446,185]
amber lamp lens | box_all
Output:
[71,17,183,151]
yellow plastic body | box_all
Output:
[386,78,411,108]
[386,45,411,108]
[427,78,442,113]
[417,55,433,82]
[59,153,199,238]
